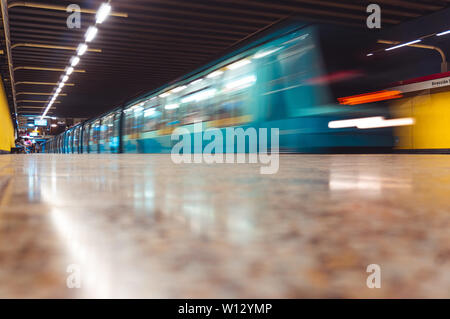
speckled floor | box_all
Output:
[0,154,449,298]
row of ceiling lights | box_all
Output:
[367,28,450,56]
[40,2,112,120]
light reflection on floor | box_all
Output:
[0,154,449,298]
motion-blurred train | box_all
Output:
[44,21,407,154]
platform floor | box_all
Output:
[0,154,449,298]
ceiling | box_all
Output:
[1,0,449,120]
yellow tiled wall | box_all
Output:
[0,77,15,153]
[391,90,450,150]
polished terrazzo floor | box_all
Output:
[0,154,449,298]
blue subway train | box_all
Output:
[44,21,395,154]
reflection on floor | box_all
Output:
[0,154,449,298]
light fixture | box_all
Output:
[181,89,216,104]
[329,117,383,129]
[226,58,251,70]
[437,30,450,36]
[144,108,156,117]
[253,47,282,59]
[225,75,257,91]
[85,26,98,42]
[190,78,203,86]
[357,117,415,129]
[206,70,223,78]
[385,40,421,51]
[96,3,112,24]
[338,90,403,105]
[171,85,187,93]
[40,2,113,120]
[328,116,415,129]
[159,92,171,98]
[367,53,373,57]
[165,103,179,110]
[70,56,80,67]
[77,43,88,56]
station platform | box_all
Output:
[0,154,449,298]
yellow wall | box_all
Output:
[0,77,15,153]
[392,90,450,150]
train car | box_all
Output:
[45,21,399,154]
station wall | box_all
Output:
[392,90,450,151]
[0,77,15,153]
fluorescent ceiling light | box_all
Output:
[77,44,88,56]
[66,67,74,75]
[62,75,69,82]
[96,3,112,24]
[385,40,421,51]
[71,56,80,67]
[437,30,450,36]
[85,26,98,42]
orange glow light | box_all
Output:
[338,90,403,105]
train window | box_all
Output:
[215,61,256,125]
[66,131,70,153]
[112,111,121,153]
[100,114,114,153]
[89,120,100,153]
[68,130,74,153]
[83,124,90,153]
[162,100,180,128]
[142,99,162,133]
[124,103,144,136]
[178,87,216,125]
[99,117,108,153]
[74,127,80,153]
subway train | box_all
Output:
[44,21,398,154]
